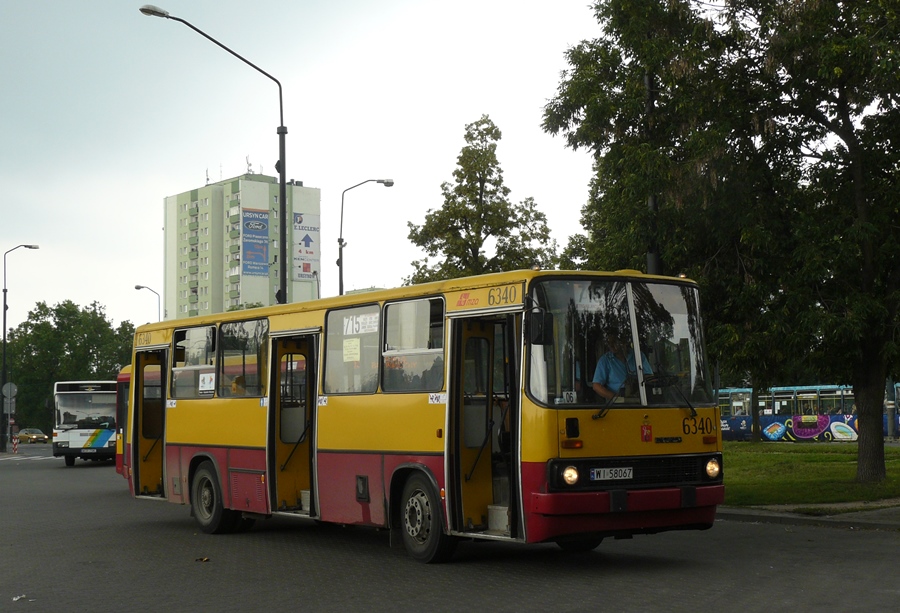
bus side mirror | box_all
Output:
[529,312,554,345]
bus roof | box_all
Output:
[134,268,698,336]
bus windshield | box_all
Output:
[528,278,713,408]
[55,393,117,430]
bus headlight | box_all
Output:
[562,466,579,485]
[705,458,721,479]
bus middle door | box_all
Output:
[270,335,317,516]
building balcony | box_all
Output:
[189,294,199,304]
[189,265,199,274]
[189,250,198,260]
[189,221,199,231]
[229,229,241,240]
[229,245,241,254]
[189,309,199,317]
[189,280,199,289]
[229,213,240,223]
[229,274,240,283]
[189,236,199,245]
[229,290,241,299]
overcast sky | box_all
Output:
[0,0,597,330]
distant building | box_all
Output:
[162,173,321,319]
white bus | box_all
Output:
[52,381,117,466]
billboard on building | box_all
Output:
[292,212,321,281]
[242,209,269,277]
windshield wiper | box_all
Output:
[591,387,625,420]
[643,374,696,417]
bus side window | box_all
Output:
[172,326,217,399]
[218,318,269,398]
[382,298,445,393]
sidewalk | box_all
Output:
[717,499,900,531]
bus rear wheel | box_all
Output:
[191,461,238,534]
[400,473,457,563]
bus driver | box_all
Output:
[591,331,652,400]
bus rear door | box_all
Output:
[130,349,166,498]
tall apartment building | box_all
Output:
[162,173,321,319]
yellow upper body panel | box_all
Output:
[316,393,445,453]
[166,398,267,448]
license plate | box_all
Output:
[82,449,97,453]
[590,467,633,481]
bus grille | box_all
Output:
[548,454,722,491]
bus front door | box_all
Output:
[270,335,317,516]
[131,349,166,498]
[449,316,519,537]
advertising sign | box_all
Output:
[292,212,321,281]
[241,209,269,277]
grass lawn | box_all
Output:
[724,441,900,507]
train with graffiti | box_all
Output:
[719,384,899,442]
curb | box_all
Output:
[716,506,900,531]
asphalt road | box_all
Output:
[3,446,899,612]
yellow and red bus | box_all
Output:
[124,269,723,562]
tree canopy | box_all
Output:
[544,0,900,481]
[5,300,133,433]
[406,115,558,284]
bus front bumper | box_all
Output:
[53,443,116,460]
[530,484,725,515]
[524,485,725,544]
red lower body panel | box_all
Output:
[316,451,444,527]
[164,445,269,515]
[522,461,724,543]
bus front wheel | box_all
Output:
[191,461,237,534]
[64,456,75,467]
[400,473,457,563]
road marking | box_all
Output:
[0,455,58,461]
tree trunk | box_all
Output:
[750,385,761,443]
[854,338,886,483]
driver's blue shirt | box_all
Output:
[592,351,652,394]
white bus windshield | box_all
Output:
[55,393,117,430]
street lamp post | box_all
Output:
[140,5,289,304]
[337,179,394,296]
[1,244,39,452]
[135,284,161,321]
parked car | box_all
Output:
[16,428,49,444]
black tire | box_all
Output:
[191,461,237,534]
[556,537,603,552]
[400,473,457,563]
[64,455,75,467]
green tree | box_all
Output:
[6,301,134,433]
[544,1,899,481]
[406,115,557,284]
